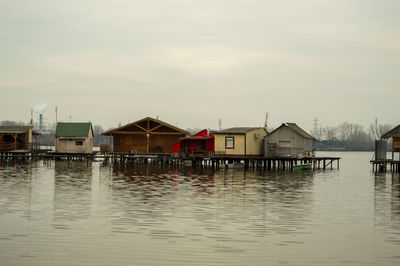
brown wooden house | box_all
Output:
[382,124,400,160]
[101,117,188,153]
[0,126,39,151]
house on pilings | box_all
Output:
[173,129,214,156]
[101,117,188,154]
[381,124,400,161]
[213,127,267,157]
[0,125,39,151]
[264,123,315,158]
[55,122,94,154]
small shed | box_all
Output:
[382,124,400,160]
[265,123,315,157]
[55,122,93,154]
[173,129,214,156]
[101,117,188,154]
[0,125,38,151]
[213,127,267,157]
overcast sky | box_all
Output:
[1,0,399,131]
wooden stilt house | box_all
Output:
[264,123,315,157]
[213,127,267,157]
[0,126,39,151]
[55,122,94,154]
[101,117,188,154]
[382,124,400,160]
[173,129,214,156]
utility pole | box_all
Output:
[265,112,269,130]
[55,106,58,124]
[313,118,318,138]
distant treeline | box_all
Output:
[311,120,393,151]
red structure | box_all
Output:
[173,129,214,156]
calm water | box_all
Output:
[0,152,399,265]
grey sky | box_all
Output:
[1,0,399,131]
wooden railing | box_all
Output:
[0,142,40,151]
[214,150,227,156]
[0,142,15,151]
[30,142,41,151]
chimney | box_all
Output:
[39,114,43,132]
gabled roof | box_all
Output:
[213,127,265,134]
[102,117,188,136]
[269,123,314,139]
[0,125,33,134]
[178,129,214,140]
[193,129,213,137]
[382,124,400,139]
[55,122,93,138]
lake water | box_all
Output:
[0,152,399,265]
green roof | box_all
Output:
[55,122,93,137]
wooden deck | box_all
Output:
[370,159,400,173]
[0,150,340,171]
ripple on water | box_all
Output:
[0,156,400,265]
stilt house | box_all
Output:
[0,125,38,151]
[382,124,400,160]
[213,127,267,157]
[264,123,315,157]
[55,122,93,154]
[101,117,188,154]
[173,129,214,156]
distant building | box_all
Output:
[173,129,214,156]
[0,126,39,151]
[55,122,93,153]
[101,117,188,154]
[264,123,315,157]
[213,127,267,157]
[382,124,400,160]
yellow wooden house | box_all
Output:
[213,127,267,157]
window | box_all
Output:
[278,141,291,148]
[254,133,260,140]
[200,141,206,150]
[75,140,83,146]
[225,137,234,149]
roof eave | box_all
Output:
[101,117,188,135]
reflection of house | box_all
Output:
[382,124,400,160]
[213,127,267,157]
[173,129,214,156]
[264,123,314,157]
[101,117,188,154]
[0,126,39,151]
[55,122,93,153]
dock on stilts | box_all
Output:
[0,150,340,171]
[370,159,400,173]
[183,155,340,171]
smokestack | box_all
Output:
[39,114,43,132]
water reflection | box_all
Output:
[374,172,400,247]
[104,162,315,243]
[53,161,93,223]
[1,155,400,265]
[0,160,35,220]
[392,174,400,218]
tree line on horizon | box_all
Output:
[0,119,395,151]
[311,119,393,151]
